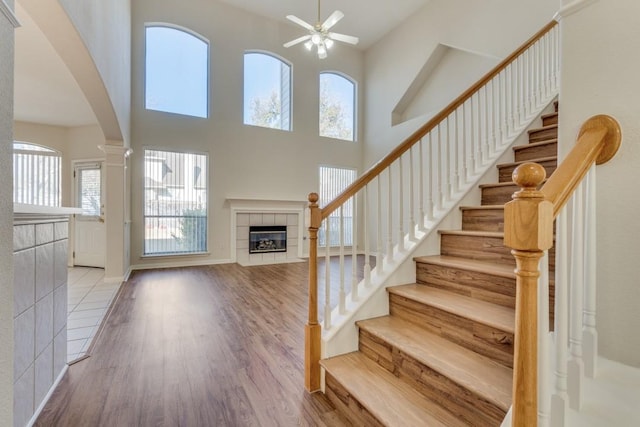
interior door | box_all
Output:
[73,162,106,268]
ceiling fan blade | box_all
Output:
[322,10,344,31]
[286,15,314,31]
[328,32,359,45]
[283,35,312,48]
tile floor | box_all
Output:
[66,267,121,362]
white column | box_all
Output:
[99,143,132,282]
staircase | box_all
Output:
[320,105,559,426]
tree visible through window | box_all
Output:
[244,52,292,131]
[320,72,356,141]
[145,25,209,118]
[144,149,208,255]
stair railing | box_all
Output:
[305,20,561,392]
[504,115,621,426]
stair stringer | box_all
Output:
[321,98,559,388]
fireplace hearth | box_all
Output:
[249,225,287,254]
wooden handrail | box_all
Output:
[318,20,559,221]
[504,114,621,426]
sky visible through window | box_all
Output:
[243,52,291,130]
[145,26,208,118]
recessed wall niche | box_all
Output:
[392,44,499,126]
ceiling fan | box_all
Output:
[283,0,359,59]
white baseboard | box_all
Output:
[27,364,68,427]
[130,258,233,272]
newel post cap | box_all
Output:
[308,193,322,230]
[504,163,554,251]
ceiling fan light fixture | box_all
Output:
[304,40,314,50]
[325,38,334,49]
[311,33,322,45]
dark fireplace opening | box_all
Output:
[249,225,287,254]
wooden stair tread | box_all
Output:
[460,205,504,211]
[388,284,515,333]
[321,352,464,427]
[438,230,503,238]
[513,139,557,151]
[479,179,547,189]
[497,156,557,169]
[541,112,558,119]
[413,255,515,279]
[527,124,558,134]
[357,316,513,411]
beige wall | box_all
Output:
[130,0,364,266]
[58,0,131,145]
[559,0,640,367]
[363,0,559,167]
[0,1,15,424]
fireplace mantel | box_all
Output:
[227,198,307,266]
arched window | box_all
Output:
[243,51,292,131]
[145,24,209,118]
[319,72,356,141]
[13,142,62,206]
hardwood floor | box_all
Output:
[36,262,352,426]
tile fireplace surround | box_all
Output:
[228,199,307,266]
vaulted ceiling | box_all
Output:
[13,0,429,128]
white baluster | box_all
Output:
[324,218,332,330]
[510,62,517,133]
[568,187,585,410]
[500,71,508,147]
[461,103,469,183]
[443,120,452,201]
[387,168,394,263]
[438,124,446,206]
[339,206,346,315]
[539,250,551,427]
[483,86,491,161]
[398,159,405,252]
[408,147,417,240]
[363,186,371,287]
[453,109,461,193]
[351,195,358,302]
[469,98,476,175]
[551,210,569,427]
[427,132,436,220]
[418,138,427,230]
[583,167,598,377]
[376,176,384,275]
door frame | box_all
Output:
[70,158,106,267]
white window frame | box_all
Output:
[243,50,293,131]
[12,141,62,207]
[144,23,210,118]
[319,71,357,142]
[142,147,209,256]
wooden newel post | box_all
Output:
[305,192,322,392]
[504,163,554,426]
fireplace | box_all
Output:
[249,225,287,254]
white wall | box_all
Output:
[363,0,559,167]
[130,0,364,266]
[58,0,131,145]
[559,0,640,367]
[0,1,15,424]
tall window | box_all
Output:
[145,24,209,118]
[143,149,208,255]
[318,166,357,247]
[13,142,61,207]
[319,72,356,141]
[243,51,292,131]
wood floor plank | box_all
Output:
[35,263,352,427]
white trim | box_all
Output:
[130,258,232,271]
[0,0,20,28]
[27,364,69,427]
[554,0,600,21]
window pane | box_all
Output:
[318,166,357,246]
[145,26,209,118]
[320,73,356,141]
[144,149,208,255]
[78,168,101,216]
[244,52,292,130]
[12,143,61,207]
